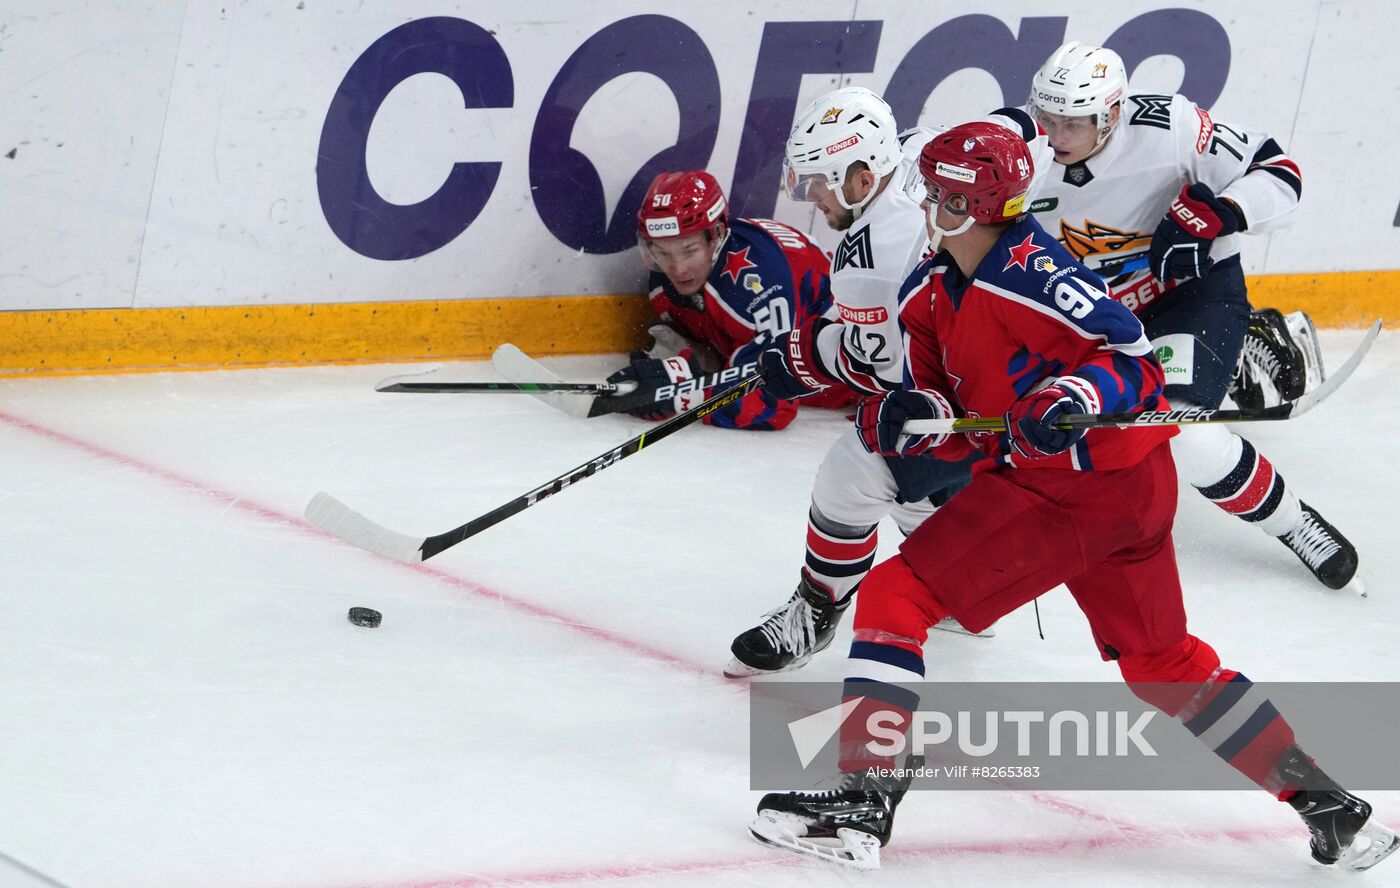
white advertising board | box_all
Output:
[2,1,1396,310]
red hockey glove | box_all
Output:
[1004,382,1091,460]
[855,389,956,457]
[757,317,838,401]
[1149,183,1242,281]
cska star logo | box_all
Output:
[1003,234,1044,271]
[722,246,758,283]
[1058,219,1153,269]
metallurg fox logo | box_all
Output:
[1058,219,1152,275]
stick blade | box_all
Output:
[304,492,426,563]
[491,344,595,418]
[374,366,444,393]
[1291,319,1382,417]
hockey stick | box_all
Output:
[490,343,757,419]
[376,378,633,395]
[1095,255,1149,278]
[904,319,1381,436]
[305,374,764,562]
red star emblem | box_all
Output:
[721,246,758,283]
[1003,234,1044,271]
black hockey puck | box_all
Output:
[347,607,382,628]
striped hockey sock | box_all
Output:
[804,507,879,603]
[839,636,926,772]
[1194,435,1300,537]
[1178,670,1298,795]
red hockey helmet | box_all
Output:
[636,170,729,242]
[909,122,1034,224]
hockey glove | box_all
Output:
[605,350,703,420]
[758,317,838,401]
[855,389,955,457]
[1004,382,1090,460]
[1149,183,1241,281]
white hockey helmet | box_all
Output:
[1030,41,1127,147]
[783,86,901,214]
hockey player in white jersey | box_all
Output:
[725,88,1047,676]
[1027,41,1355,589]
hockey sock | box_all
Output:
[838,555,947,772]
[804,506,879,602]
[840,641,925,772]
[1172,425,1301,536]
[1121,636,1297,795]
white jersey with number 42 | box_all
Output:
[815,108,1053,394]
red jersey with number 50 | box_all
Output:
[648,216,852,430]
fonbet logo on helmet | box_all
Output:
[826,134,860,155]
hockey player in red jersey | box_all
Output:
[606,170,853,431]
[1028,42,1355,589]
[748,122,1397,874]
[725,88,1050,676]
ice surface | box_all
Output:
[0,329,1394,887]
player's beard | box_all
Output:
[824,206,856,232]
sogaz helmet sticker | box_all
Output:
[1151,333,1195,385]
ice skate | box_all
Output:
[725,575,850,677]
[1283,309,1326,390]
[749,757,921,870]
[1278,747,1399,872]
[1278,501,1357,590]
[1231,308,1307,409]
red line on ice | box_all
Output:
[0,409,722,680]
[355,823,1301,888]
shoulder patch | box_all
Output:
[833,226,875,272]
[1127,94,1173,130]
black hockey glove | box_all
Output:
[605,350,703,420]
[757,317,837,401]
[1149,183,1241,281]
